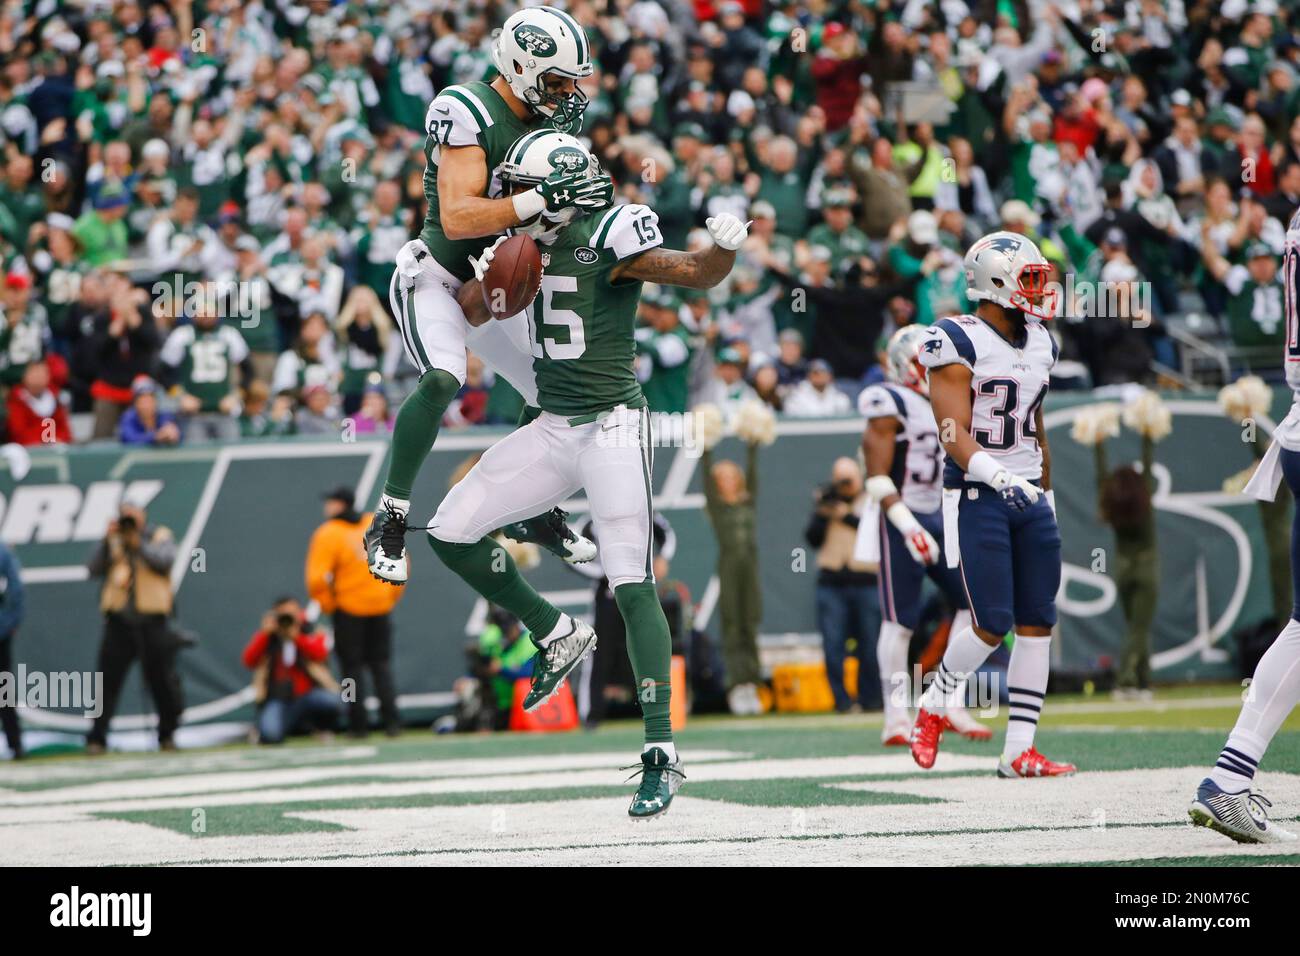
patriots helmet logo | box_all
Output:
[922,338,943,354]
[972,235,1023,258]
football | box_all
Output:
[481,233,543,320]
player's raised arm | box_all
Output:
[610,214,749,289]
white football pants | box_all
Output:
[429,404,655,588]
[389,239,539,405]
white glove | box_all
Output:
[966,450,1041,511]
[990,470,1041,511]
[904,525,940,565]
[706,214,750,251]
[467,235,511,283]
[885,502,940,566]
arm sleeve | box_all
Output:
[1223,264,1249,297]
[700,448,719,511]
[297,631,332,662]
[158,326,188,368]
[804,509,829,548]
[242,631,270,668]
[87,540,108,577]
[225,326,250,364]
[138,528,177,575]
[304,526,337,614]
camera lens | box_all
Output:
[276,613,296,628]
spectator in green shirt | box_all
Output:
[72,186,131,268]
[805,188,870,276]
[757,136,810,238]
[636,288,693,415]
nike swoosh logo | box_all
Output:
[435,106,449,114]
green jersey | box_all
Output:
[0,304,49,386]
[418,80,546,282]
[1224,264,1286,347]
[159,322,250,412]
[806,223,870,272]
[529,203,665,419]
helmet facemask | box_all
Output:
[1006,262,1056,321]
[886,326,930,396]
[530,74,589,133]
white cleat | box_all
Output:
[944,706,993,741]
[562,531,598,564]
[881,718,911,747]
[1188,778,1298,845]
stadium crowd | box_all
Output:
[0,0,1296,449]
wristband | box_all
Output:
[865,474,899,504]
[965,451,1005,488]
[885,501,920,535]
[512,188,546,222]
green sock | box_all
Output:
[614,582,674,744]
[427,534,562,638]
[382,370,461,501]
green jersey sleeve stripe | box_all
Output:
[441,87,491,131]
[592,206,624,249]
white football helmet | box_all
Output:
[963,231,1057,321]
[499,129,600,241]
[492,6,592,133]
[885,324,930,396]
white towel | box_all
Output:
[942,488,962,568]
[1243,439,1284,502]
[394,239,429,284]
[853,499,881,564]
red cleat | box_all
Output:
[997,746,1077,778]
[910,708,945,769]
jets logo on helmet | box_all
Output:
[492,6,592,133]
[885,324,931,396]
[963,230,1057,321]
[514,24,558,57]
[499,130,601,241]
[548,145,589,175]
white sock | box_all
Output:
[1003,634,1052,761]
[537,613,575,648]
[379,494,410,516]
[877,621,912,723]
[644,741,677,761]
[948,611,975,715]
[1210,617,1300,791]
[920,625,997,714]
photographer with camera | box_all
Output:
[86,502,184,753]
[242,596,341,744]
[804,457,882,713]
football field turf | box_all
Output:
[3,685,1298,867]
